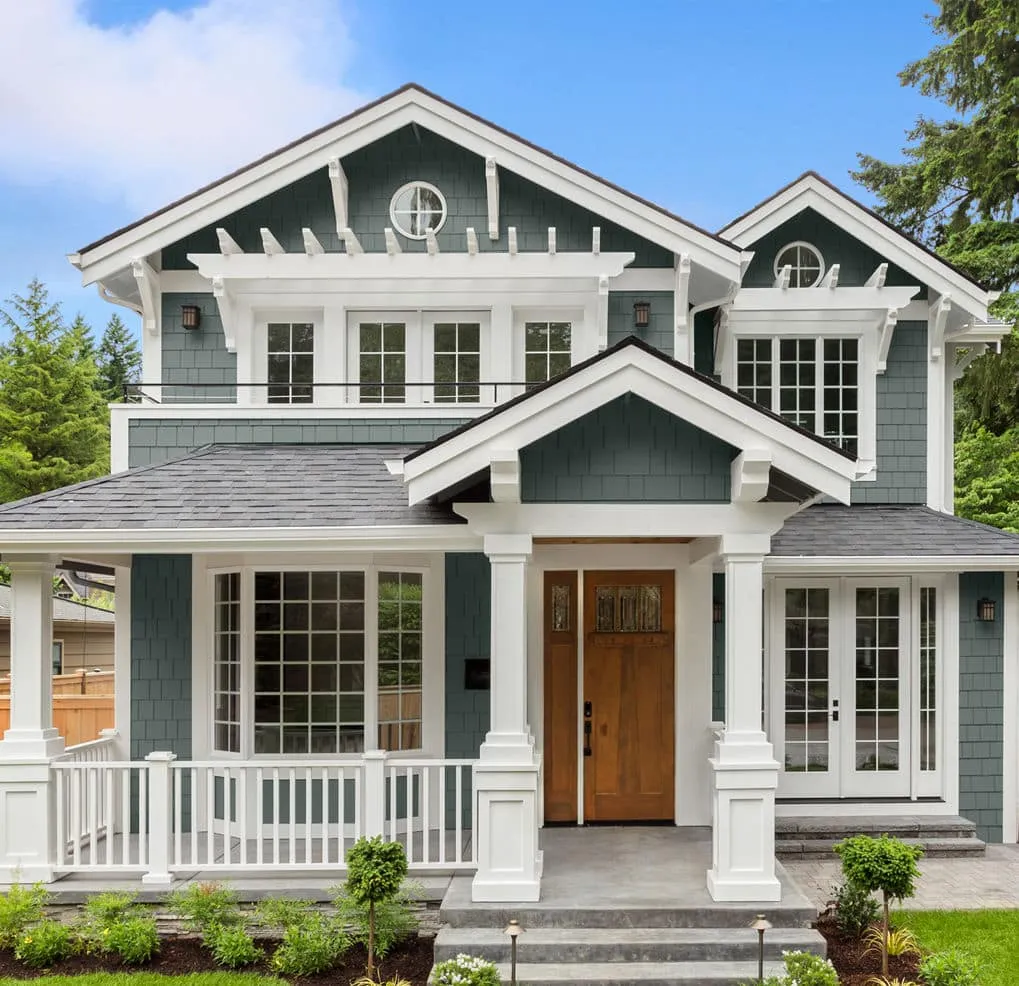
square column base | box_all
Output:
[471,750,542,903]
[706,748,781,903]
[0,761,58,884]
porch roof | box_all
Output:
[0,444,460,531]
[771,504,1019,558]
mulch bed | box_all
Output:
[817,917,922,985]
[0,934,436,986]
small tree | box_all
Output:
[96,313,142,401]
[834,834,923,977]
[343,836,408,979]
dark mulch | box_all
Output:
[817,917,922,986]
[0,935,436,986]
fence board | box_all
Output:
[0,695,114,746]
[0,670,114,696]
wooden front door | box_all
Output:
[583,571,675,822]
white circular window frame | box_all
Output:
[773,240,825,288]
[389,180,448,241]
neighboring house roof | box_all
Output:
[0,445,459,531]
[719,171,994,321]
[0,584,115,623]
[771,504,1019,557]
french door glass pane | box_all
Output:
[920,587,937,771]
[359,323,406,403]
[433,322,481,403]
[784,587,829,772]
[855,586,900,771]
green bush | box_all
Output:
[251,896,311,932]
[832,879,881,937]
[166,882,241,933]
[430,953,501,986]
[918,948,981,986]
[204,923,262,969]
[103,917,159,965]
[0,881,49,949]
[342,836,409,978]
[780,951,839,986]
[81,892,143,926]
[335,890,417,966]
[15,919,74,968]
[269,913,344,977]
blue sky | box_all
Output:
[0,0,943,340]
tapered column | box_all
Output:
[707,537,780,902]
[0,556,63,882]
[472,534,542,902]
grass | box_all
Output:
[0,977,285,986]
[897,909,1019,986]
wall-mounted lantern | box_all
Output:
[181,304,202,330]
[633,300,651,329]
[977,597,997,622]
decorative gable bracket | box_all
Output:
[212,277,238,353]
[130,259,160,336]
[485,157,499,241]
[731,449,772,502]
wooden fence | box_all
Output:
[0,671,114,746]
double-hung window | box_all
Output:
[736,337,859,455]
[267,322,314,404]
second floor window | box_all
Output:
[267,322,313,404]
[359,322,407,404]
[736,337,859,455]
[525,321,572,388]
[434,321,481,403]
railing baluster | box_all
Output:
[304,767,313,865]
[139,766,148,868]
[71,770,82,867]
[421,765,430,865]
[439,764,446,865]
[173,767,182,867]
[256,767,265,866]
[189,767,198,867]
[353,766,361,842]
[288,767,296,865]
[455,765,463,866]
[121,768,131,866]
[239,768,248,867]
[271,767,280,864]
[388,766,397,843]
[55,770,66,866]
[104,767,115,866]
[223,766,232,866]
[206,766,215,867]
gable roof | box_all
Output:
[401,336,859,506]
[719,171,994,319]
[71,84,743,288]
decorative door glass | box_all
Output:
[854,587,901,772]
[551,584,571,632]
[593,585,662,632]
[783,587,830,772]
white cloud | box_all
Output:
[0,0,368,211]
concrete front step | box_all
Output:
[776,813,979,839]
[491,960,787,985]
[777,836,985,859]
[435,926,825,964]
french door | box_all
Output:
[771,578,929,799]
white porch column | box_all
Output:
[0,556,64,882]
[706,536,781,902]
[471,533,542,903]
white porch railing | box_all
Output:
[50,752,476,880]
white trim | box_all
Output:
[766,556,1019,573]
[74,87,743,287]
[113,564,132,762]
[485,157,499,241]
[943,574,960,813]
[772,241,824,288]
[721,174,992,321]
[1004,572,1019,843]
[609,268,674,292]
[775,801,960,818]
[389,180,448,241]
[328,159,348,234]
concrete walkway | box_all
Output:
[784,844,1019,910]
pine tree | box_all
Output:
[0,280,110,502]
[96,313,142,401]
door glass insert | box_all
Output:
[594,585,662,632]
[551,584,571,632]
[855,587,900,771]
[783,587,830,772]
[919,586,937,771]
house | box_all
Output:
[0,584,114,676]
[0,84,1013,908]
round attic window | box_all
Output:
[774,241,824,287]
[389,181,447,240]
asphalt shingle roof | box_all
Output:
[0,445,460,530]
[0,584,115,623]
[771,505,1019,557]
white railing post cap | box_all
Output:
[362,750,388,762]
[99,728,120,739]
[144,751,177,763]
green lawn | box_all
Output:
[897,909,1019,986]
[0,977,283,986]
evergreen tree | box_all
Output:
[96,313,142,401]
[852,0,1019,432]
[0,279,109,502]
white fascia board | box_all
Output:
[0,525,480,554]
[403,348,856,504]
[76,89,742,286]
[730,285,919,313]
[721,177,991,319]
[185,251,635,281]
[766,555,1019,573]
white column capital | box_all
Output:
[3,555,58,575]
[719,533,771,558]
[483,533,532,560]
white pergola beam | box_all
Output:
[674,253,692,364]
[731,449,772,503]
[328,158,348,235]
[877,309,898,373]
[507,227,518,256]
[259,227,284,256]
[547,227,557,256]
[384,228,401,256]
[301,228,324,256]
[774,264,792,290]
[865,262,888,288]
[592,226,601,256]
[211,276,238,352]
[597,274,609,351]
[216,228,243,255]
[341,227,363,255]
[930,294,952,361]
[485,156,499,241]
[130,259,160,337]
[730,285,919,312]
[489,450,520,503]
[820,263,840,288]
[425,229,439,255]
[466,227,479,256]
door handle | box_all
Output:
[832,698,839,723]
[583,720,592,757]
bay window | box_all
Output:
[211,566,430,757]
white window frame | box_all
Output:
[511,308,587,389]
[389,180,448,241]
[774,241,825,288]
[250,309,324,406]
[204,560,443,761]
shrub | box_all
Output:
[342,836,409,978]
[917,948,981,986]
[832,879,881,937]
[103,916,160,965]
[14,919,73,968]
[81,891,143,925]
[0,882,49,949]
[354,978,411,986]
[430,953,501,986]
[336,889,417,967]
[780,950,839,986]
[269,912,345,977]
[864,978,919,986]
[864,926,921,959]
[252,895,312,931]
[204,922,262,969]
[166,881,241,932]
[835,835,923,977]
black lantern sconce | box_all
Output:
[977,597,997,622]
[633,300,651,329]
[713,599,724,624]
[181,304,202,330]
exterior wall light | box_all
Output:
[633,300,651,329]
[181,304,202,330]
[713,600,724,624]
[977,597,997,622]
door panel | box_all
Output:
[583,572,674,822]
[543,572,578,822]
